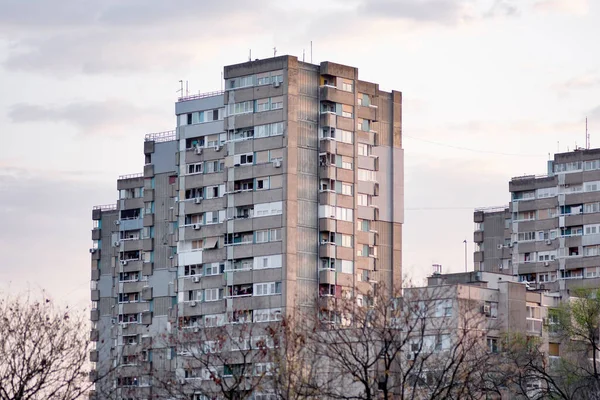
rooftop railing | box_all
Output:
[178,90,224,102]
[474,205,509,213]
[145,130,176,143]
[510,174,551,181]
[93,204,117,211]
[118,173,144,180]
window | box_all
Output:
[234,153,254,166]
[358,169,377,182]
[335,234,353,248]
[228,75,254,89]
[254,254,282,270]
[586,181,600,192]
[228,101,254,115]
[585,202,600,214]
[204,288,222,302]
[357,194,369,206]
[270,96,283,110]
[270,228,282,241]
[254,282,282,296]
[341,104,353,118]
[584,245,599,257]
[341,183,353,196]
[358,143,370,156]
[517,232,536,242]
[184,264,202,276]
[256,177,269,190]
[256,230,269,243]
[359,219,370,232]
[341,79,353,92]
[256,98,270,112]
[253,308,282,322]
[337,129,353,144]
[335,207,353,222]
[585,160,600,171]
[357,118,370,132]
[487,338,498,353]
[205,263,223,276]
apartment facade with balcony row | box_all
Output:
[88,55,403,398]
[474,148,600,293]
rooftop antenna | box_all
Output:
[310,41,313,63]
[221,72,223,91]
[185,80,189,96]
[302,49,305,62]
[248,49,251,62]
[273,47,277,57]
[177,80,183,99]
[432,264,442,276]
[586,117,590,149]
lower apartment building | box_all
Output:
[88,55,403,398]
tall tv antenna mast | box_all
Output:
[586,117,590,149]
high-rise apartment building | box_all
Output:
[474,148,600,292]
[89,55,403,398]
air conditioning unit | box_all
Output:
[273,81,281,88]
[481,304,491,315]
[546,239,552,245]
[497,244,503,250]
[508,243,514,248]
[273,159,282,168]
[121,260,128,266]
[406,352,415,360]
[114,220,120,225]
[544,262,550,267]
[193,327,200,333]
[190,301,197,307]
[89,248,97,254]
[111,318,117,325]
[194,198,202,204]
[194,146,203,155]
[193,224,201,230]
[179,378,187,385]
[113,241,120,247]
[122,322,129,329]
[193,276,201,283]
[215,145,222,152]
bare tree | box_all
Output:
[307,283,501,400]
[152,312,282,400]
[0,294,94,400]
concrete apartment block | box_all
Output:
[474,148,600,292]
[89,55,403,397]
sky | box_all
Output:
[1,0,600,308]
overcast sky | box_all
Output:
[1,0,599,307]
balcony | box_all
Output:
[319,85,354,105]
[319,243,336,258]
[319,138,336,154]
[526,318,543,336]
[90,329,99,342]
[474,231,484,243]
[91,228,101,241]
[319,165,336,180]
[319,269,336,285]
[90,350,99,362]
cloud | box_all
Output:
[7,99,162,134]
[0,0,523,75]
[484,0,519,18]
[552,71,600,94]
[533,0,589,15]
[358,0,476,24]
[0,0,275,75]
[0,168,114,305]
